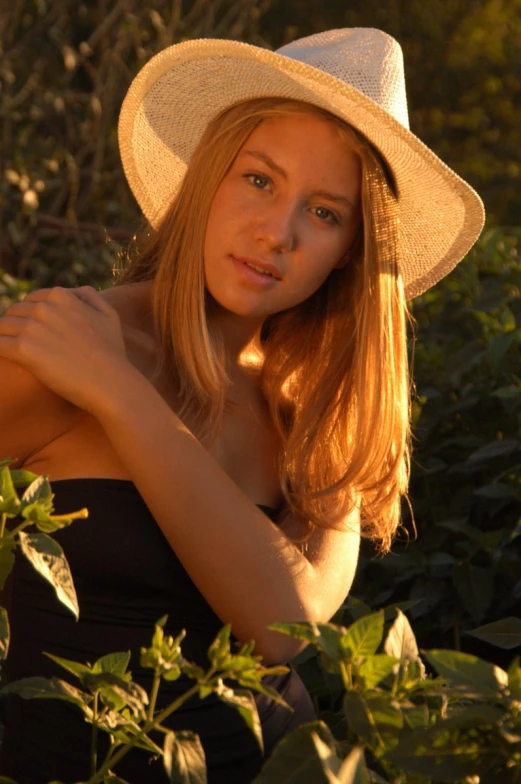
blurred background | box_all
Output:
[1,1,520,666]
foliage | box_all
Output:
[0,458,88,656]
[4,618,289,783]
[352,227,521,662]
[0,0,270,288]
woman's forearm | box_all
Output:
[93,365,320,662]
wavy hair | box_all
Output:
[117,97,411,552]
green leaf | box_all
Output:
[403,703,429,730]
[474,483,518,499]
[424,650,508,696]
[0,465,20,516]
[92,651,131,676]
[0,777,19,784]
[163,730,207,784]
[467,438,519,462]
[467,617,521,649]
[343,692,403,748]
[386,706,503,780]
[18,531,79,619]
[357,655,399,689]
[383,609,421,663]
[340,612,384,661]
[0,538,16,589]
[0,606,10,661]
[20,475,53,512]
[337,746,369,784]
[252,720,339,783]
[269,621,319,645]
[2,675,92,713]
[44,652,92,680]
[10,468,40,487]
[341,596,373,620]
[453,563,493,625]
[218,688,263,751]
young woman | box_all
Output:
[0,28,484,784]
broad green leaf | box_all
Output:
[403,703,429,730]
[0,606,10,661]
[92,651,131,676]
[337,746,369,784]
[0,777,19,783]
[307,733,346,782]
[424,650,508,696]
[474,483,518,499]
[357,655,399,689]
[340,612,384,661]
[0,465,20,516]
[252,720,338,783]
[18,531,79,619]
[10,468,40,487]
[44,652,92,680]
[343,692,403,748]
[2,675,91,713]
[218,688,263,751]
[453,563,493,625]
[386,707,503,780]
[0,539,16,589]
[384,610,421,663]
[20,475,53,511]
[467,438,519,462]
[269,621,320,645]
[341,596,373,620]
[467,617,521,649]
[163,730,207,784]
[83,672,148,716]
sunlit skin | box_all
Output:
[203,112,362,361]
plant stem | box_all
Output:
[147,672,161,721]
[88,682,202,783]
[0,513,6,539]
[90,691,99,778]
[339,660,353,690]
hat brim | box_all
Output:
[118,39,485,299]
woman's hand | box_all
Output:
[0,286,134,412]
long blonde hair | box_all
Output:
[117,97,411,552]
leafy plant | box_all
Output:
[0,457,88,659]
[4,617,290,783]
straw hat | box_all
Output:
[118,28,485,298]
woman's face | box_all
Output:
[203,111,362,322]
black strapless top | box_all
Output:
[0,479,315,783]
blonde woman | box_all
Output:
[0,29,483,784]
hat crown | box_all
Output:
[277,28,410,130]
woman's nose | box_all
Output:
[254,203,297,254]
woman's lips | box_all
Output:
[232,255,282,280]
[231,255,282,287]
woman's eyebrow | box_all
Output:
[241,149,356,209]
[242,149,287,178]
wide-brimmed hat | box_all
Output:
[118,28,485,298]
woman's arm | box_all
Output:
[0,287,360,662]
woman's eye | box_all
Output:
[313,206,339,224]
[245,173,270,190]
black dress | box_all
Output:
[0,479,315,783]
